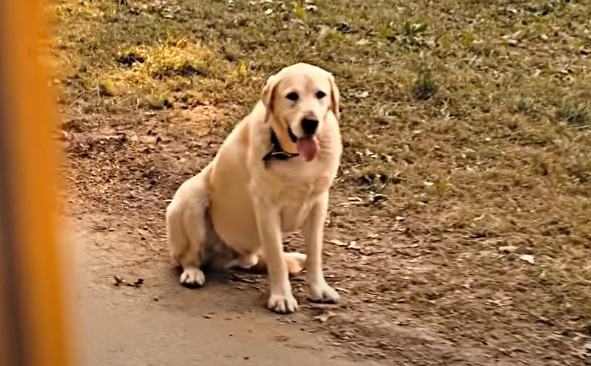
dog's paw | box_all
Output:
[268,293,298,314]
[308,282,340,303]
[180,268,205,288]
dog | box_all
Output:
[166,63,342,313]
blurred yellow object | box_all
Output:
[0,0,74,365]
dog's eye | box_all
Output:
[316,91,326,99]
[286,92,299,101]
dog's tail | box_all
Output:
[249,252,306,275]
[283,252,306,275]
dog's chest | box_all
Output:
[276,181,326,233]
[280,203,309,233]
[263,157,338,233]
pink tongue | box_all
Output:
[296,137,318,162]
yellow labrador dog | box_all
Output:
[166,63,341,313]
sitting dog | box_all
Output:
[166,63,342,313]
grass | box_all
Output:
[51,0,591,361]
[556,96,591,127]
[412,63,438,100]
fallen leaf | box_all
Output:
[132,278,144,287]
[505,6,518,15]
[113,275,144,288]
[113,275,123,286]
[328,239,347,246]
[347,241,361,250]
[314,311,335,322]
[519,254,535,265]
[472,215,485,222]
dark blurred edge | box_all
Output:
[0,3,30,365]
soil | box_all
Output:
[62,105,588,366]
[72,224,383,366]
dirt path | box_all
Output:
[71,220,382,366]
[61,106,590,365]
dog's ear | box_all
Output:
[329,73,340,120]
[261,74,278,112]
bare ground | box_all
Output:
[72,221,385,366]
[54,0,591,365]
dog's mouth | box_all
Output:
[296,136,318,162]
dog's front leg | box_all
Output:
[252,193,297,313]
[303,192,340,303]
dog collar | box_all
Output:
[262,129,299,166]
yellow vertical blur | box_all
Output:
[0,0,74,365]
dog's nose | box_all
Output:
[301,118,318,135]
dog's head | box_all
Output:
[261,63,339,162]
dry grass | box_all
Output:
[52,0,591,363]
